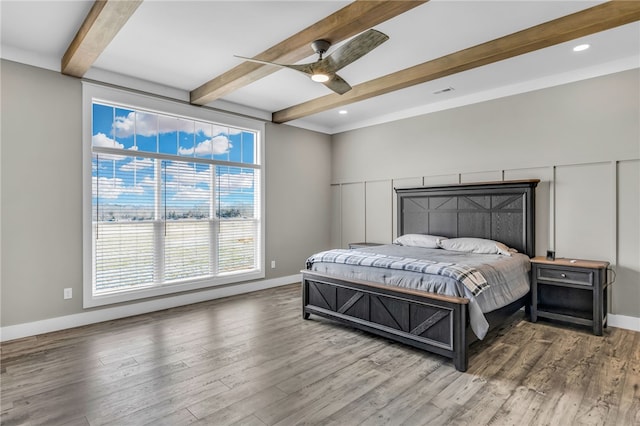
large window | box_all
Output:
[83,84,264,307]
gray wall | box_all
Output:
[0,59,332,327]
[331,69,640,319]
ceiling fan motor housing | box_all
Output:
[311,39,331,56]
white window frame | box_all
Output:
[83,82,265,308]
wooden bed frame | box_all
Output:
[302,179,539,372]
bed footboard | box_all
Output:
[302,271,470,372]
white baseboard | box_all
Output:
[0,274,300,343]
[608,313,640,332]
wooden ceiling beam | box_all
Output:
[273,0,640,124]
[62,0,143,77]
[189,0,428,106]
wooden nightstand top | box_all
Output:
[531,256,609,270]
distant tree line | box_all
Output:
[98,206,246,221]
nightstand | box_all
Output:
[530,256,610,335]
[348,242,384,249]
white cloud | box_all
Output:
[163,163,212,202]
[140,176,156,187]
[93,132,123,149]
[217,171,255,194]
[92,133,127,161]
[165,163,211,186]
[178,135,232,157]
[114,111,159,138]
[171,187,210,201]
[93,176,144,199]
[119,157,154,172]
[210,124,242,137]
[113,111,245,139]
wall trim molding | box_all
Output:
[0,275,300,343]
[608,314,640,333]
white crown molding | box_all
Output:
[0,275,300,342]
[283,119,332,135]
[1,44,61,72]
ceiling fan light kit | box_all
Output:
[235,29,389,95]
[311,73,330,83]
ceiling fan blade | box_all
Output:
[322,73,352,95]
[234,55,316,75]
[323,29,389,72]
[235,56,351,94]
[234,55,285,68]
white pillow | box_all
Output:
[393,234,447,249]
[438,237,513,256]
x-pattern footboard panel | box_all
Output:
[302,272,468,371]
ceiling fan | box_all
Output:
[235,29,389,95]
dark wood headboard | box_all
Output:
[395,180,539,258]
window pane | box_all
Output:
[163,161,211,220]
[114,108,135,150]
[218,220,257,273]
[135,111,158,153]
[164,221,211,281]
[93,153,157,293]
[94,222,155,293]
[211,125,231,161]
[178,118,195,158]
[190,121,210,159]
[228,131,242,163]
[216,166,257,219]
[241,131,255,164]
[92,103,114,141]
[159,115,178,155]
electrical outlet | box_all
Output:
[64,288,72,299]
[271,260,276,269]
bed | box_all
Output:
[301,179,539,372]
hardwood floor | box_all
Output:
[1,284,639,426]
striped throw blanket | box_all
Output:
[306,249,490,296]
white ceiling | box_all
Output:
[1,0,639,134]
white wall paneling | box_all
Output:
[330,184,342,248]
[392,177,423,240]
[504,167,554,257]
[555,162,614,262]
[460,170,503,183]
[423,174,460,186]
[340,183,365,248]
[615,160,640,318]
[365,180,393,244]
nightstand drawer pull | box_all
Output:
[537,268,593,286]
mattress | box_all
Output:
[306,244,531,339]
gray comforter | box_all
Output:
[306,244,531,339]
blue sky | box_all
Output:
[92,102,257,218]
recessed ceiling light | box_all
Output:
[573,44,590,52]
[339,110,348,115]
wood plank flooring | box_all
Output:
[1,284,639,426]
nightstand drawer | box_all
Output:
[536,267,593,286]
